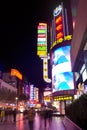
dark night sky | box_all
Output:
[0,1,66,88]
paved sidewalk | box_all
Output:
[0,113,65,130]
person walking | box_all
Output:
[12,108,17,123]
[48,109,53,125]
[0,108,5,122]
[27,107,35,130]
[0,108,1,122]
[44,109,49,128]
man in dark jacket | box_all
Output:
[27,107,35,130]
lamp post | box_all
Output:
[15,97,18,109]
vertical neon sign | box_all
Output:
[53,5,64,40]
[37,23,47,57]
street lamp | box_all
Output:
[15,97,18,108]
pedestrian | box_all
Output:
[27,107,35,130]
[0,108,1,122]
[48,109,53,124]
[12,108,17,123]
[44,109,49,128]
[0,108,5,122]
[39,106,49,128]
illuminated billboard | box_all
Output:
[44,91,52,96]
[51,1,73,50]
[52,71,74,92]
[34,87,39,102]
[30,84,34,101]
[37,23,47,57]
[11,69,22,80]
[52,45,71,71]
[52,45,74,92]
[53,5,64,41]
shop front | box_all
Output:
[52,95,73,115]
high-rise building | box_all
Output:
[50,0,74,115]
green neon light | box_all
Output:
[38,30,46,33]
[37,46,47,51]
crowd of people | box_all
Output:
[0,106,54,130]
[23,106,53,130]
[0,107,17,123]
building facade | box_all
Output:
[70,0,87,93]
[50,0,74,115]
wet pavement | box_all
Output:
[0,113,65,130]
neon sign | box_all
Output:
[11,69,22,80]
[54,96,72,101]
[56,32,64,39]
[37,23,47,57]
[53,5,62,16]
[55,12,63,40]
[38,34,46,38]
[56,24,63,31]
[55,16,62,24]
[50,35,72,49]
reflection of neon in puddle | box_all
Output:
[16,113,24,130]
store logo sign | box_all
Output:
[53,5,62,16]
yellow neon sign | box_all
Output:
[54,96,72,101]
[50,35,72,49]
[37,51,47,56]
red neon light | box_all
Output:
[56,32,64,39]
[38,34,46,38]
[56,24,63,31]
[38,25,46,30]
[55,16,62,24]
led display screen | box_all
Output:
[52,45,74,92]
[52,46,71,70]
[52,71,74,92]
